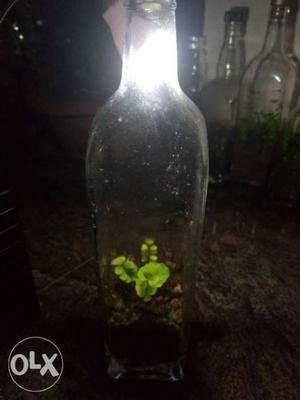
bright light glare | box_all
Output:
[274,74,281,83]
[127,30,177,90]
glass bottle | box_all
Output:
[197,35,208,92]
[182,36,203,100]
[234,0,298,188]
[284,0,300,106]
[268,99,300,204]
[86,0,208,381]
[267,0,300,203]
[284,0,299,61]
[176,0,207,100]
[180,35,207,101]
[197,9,245,184]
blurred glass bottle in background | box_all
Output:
[283,0,300,110]
[268,96,300,204]
[284,0,300,77]
[266,0,300,204]
[197,9,246,184]
[184,35,207,100]
[234,0,298,189]
[177,0,207,100]
[269,104,300,205]
[196,36,208,93]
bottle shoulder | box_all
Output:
[199,78,239,95]
[92,86,206,131]
[197,79,239,111]
[87,87,208,168]
[242,50,297,80]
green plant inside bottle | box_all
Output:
[236,111,300,193]
[239,111,300,163]
[111,238,170,303]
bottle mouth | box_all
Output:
[225,10,244,23]
[125,0,177,11]
[270,0,286,19]
[271,0,286,6]
[285,0,299,14]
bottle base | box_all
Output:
[106,349,185,382]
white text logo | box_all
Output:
[8,337,63,392]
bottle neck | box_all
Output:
[262,4,286,53]
[284,6,297,57]
[216,22,244,80]
[120,3,180,92]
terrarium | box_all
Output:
[86,0,208,381]
[234,0,298,188]
[268,100,300,203]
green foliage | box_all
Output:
[136,262,170,302]
[135,279,158,303]
[240,111,283,143]
[111,256,138,283]
[281,123,300,167]
[111,239,170,303]
[138,262,170,289]
[239,111,300,166]
[141,238,158,263]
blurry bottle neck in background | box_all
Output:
[216,14,244,81]
[121,1,180,92]
[183,35,207,99]
[262,2,286,54]
[176,0,206,99]
[284,0,299,62]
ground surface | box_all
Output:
[0,146,299,399]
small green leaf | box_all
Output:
[148,286,157,296]
[119,260,138,283]
[138,262,170,289]
[141,238,157,263]
[150,245,157,254]
[145,238,154,246]
[141,244,148,252]
[135,279,147,298]
[135,278,157,301]
[114,266,123,275]
[112,257,138,283]
[112,238,172,303]
[111,256,126,266]
[141,243,149,263]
